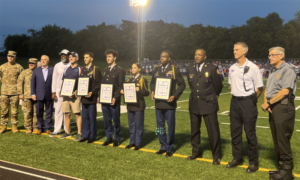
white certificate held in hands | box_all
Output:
[123,83,137,103]
[154,78,172,101]
[77,77,90,96]
[61,79,76,96]
[100,84,113,104]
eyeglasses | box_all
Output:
[268,54,280,58]
[7,55,15,58]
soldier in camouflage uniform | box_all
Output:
[17,58,38,134]
[0,51,24,133]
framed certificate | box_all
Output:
[123,83,137,103]
[77,77,90,96]
[99,84,113,104]
[154,78,172,101]
[61,78,76,96]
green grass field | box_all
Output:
[0,58,300,179]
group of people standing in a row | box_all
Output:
[0,42,296,180]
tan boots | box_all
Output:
[26,129,32,134]
[0,126,7,134]
[12,125,19,133]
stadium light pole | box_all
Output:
[130,0,147,63]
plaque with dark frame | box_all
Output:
[60,78,76,97]
[123,82,138,104]
[77,77,90,96]
[99,84,114,104]
[154,77,172,101]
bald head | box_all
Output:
[194,49,207,64]
[196,49,206,56]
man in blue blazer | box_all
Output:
[31,55,54,135]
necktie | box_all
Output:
[162,67,165,72]
[197,64,200,72]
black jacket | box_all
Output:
[150,64,186,109]
[126,75,149,111]
[80,64,102,104]
[187,62,222,115]
[100,65,125,106]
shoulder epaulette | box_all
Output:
[118,66,122,69]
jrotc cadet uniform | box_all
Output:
[186,62,223,163]
[150,63,186,156]
[101,64,125,146]
[17,58,38,134]
[125,75,149,150]
[79,64,101,143]
[0,51,24,133]
[266,62,296,180]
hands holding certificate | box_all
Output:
[151,91,174,102]
[86,92,92,98]
[167,96,175,102]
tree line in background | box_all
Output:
[2,11,300,61]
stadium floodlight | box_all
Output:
[130,0,147,7]
[130,0,147,62]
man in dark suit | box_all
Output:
[150,50,186,157]
[186,49,223,164]
[31,55,54,135]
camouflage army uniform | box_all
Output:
[0,63,24,126]
[17,68,37,130]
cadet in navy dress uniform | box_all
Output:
[100,49,125,147]
[79,52,101,143]
[262,47,296,180]
[150,50,186,157]
[186,49,223,164]
[121,63,149,150]
[226,42,264,173]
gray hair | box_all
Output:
[234,42,248,52]
[269,46,285,58]
[41,55,50,61]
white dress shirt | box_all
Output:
[228,59,264,97]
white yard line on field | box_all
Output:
[221,111,229,114]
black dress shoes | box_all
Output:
[213,159,221,165]
[187,155,202,160]
[87,139,95,143]
[113,140,120,147]
[78,138,89,142]
[134,146,140,151]
[125,144,135,149]
[226,160,243,168]
[155,150,166,155]
[246,164,259,173]
[269,169,294,180]
[102,141,113,146]
[165,152,173,157]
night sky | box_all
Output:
[0,0,300,47]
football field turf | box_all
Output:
[0,74,300,179]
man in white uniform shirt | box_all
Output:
[226,42,264,173]
[50,49,71,137]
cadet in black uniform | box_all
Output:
[100,49,125,147]
[186,49,223,164]
[150,50,186,157]
[121,63,149,150]
[79,52,102,143]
